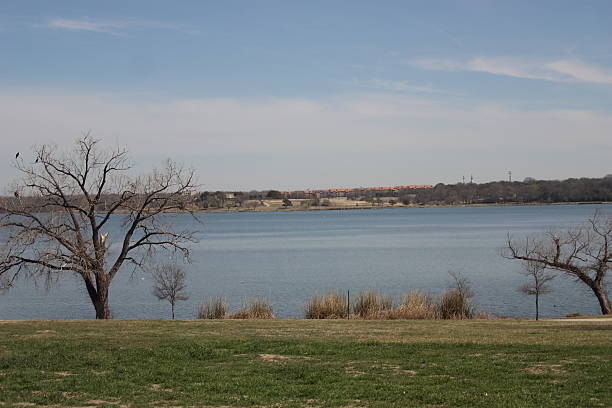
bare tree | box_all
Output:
[518,261,555,320]
[0,136,198,319]
[438,271,475,319]
[503,211,611,315]
[448,270,475,299]
[152,263,189,319]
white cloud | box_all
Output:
[1,90,610,152]
[47,19,124,34]
[410,56,612,85]
[45,18,181,35]
[545,59,612,84]
[0,91,610,188]
[353,78,449,94]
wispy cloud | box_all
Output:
[1,91,610,155]
[545,59,612,85]
[1,91,611,189]
[353,78,449,94]
[410,56,612,85]
[44,18,182,35]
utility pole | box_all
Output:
[462,176,465,184]
[507,171,512,182]
[470,174,474,184]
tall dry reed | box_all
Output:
[352,290,393,319]
[231,298,274,319]
[395,291,438,319]
[438,290,474,319]
[305,291,347,319]
[197,296,228,319]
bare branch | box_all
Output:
[0,136,198,319]
[503,210,611,315]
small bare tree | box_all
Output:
[438,271,475,319]
[503,211,611,315]
[448,271,475,299]
[0,136,198,318]
[518,261,555,320]
[152,263,189,319]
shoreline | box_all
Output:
[5,201,609,216]
[197,200,612,214]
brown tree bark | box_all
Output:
[93,292,110,319]
[592,284,612,315]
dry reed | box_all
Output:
[231,298,274,319]
[305,291,347,319]
[395,291,438,319]
[352,290,393,319]
[438,289,474,319]
[197,296,228,319]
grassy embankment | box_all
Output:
[1,319,611,407]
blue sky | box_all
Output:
[1,1,611,190]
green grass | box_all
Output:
[0,319,610,407]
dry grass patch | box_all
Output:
[148,384,174,392]
[259,353,290,362]
[352,290,392,319]
[231,298,274,319]
[305,291,347,319]
[60,392,86,399]
[259,353,313,364]
[380,364,417,376]
[395,291,437,319]
[344,366,367,377]
[31,330,57,338]
[197,296,228,319]
[83,400,124,407]
[523,363,568,376]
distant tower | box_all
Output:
[462,176,465,184]
[470,175,474,184]
[507,171,512,182]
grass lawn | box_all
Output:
[0,319,610,407]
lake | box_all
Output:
[0,204,609,319]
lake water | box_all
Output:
[0,204,609,319]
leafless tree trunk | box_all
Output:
[0,135,198,319]
[151,263,189,319]
[518,261,555,320]
[503,211,611,315]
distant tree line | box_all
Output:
[3,176,611,213]
[190,176,612,209]
[403,176,612,205]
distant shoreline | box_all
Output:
[8,201,607,216]
[199,201,612,214]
